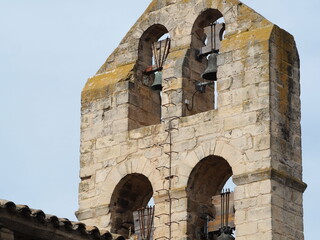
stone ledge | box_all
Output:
[75,209,94,221]
[153,187,187,200]
[233,168,307,193]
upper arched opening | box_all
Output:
[136,24,170,87]
[128,24,170,130]
[182,9,225,116]
[191,9,223,50]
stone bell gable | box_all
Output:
[78,0,306,240]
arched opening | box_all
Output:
[110,174,153,238]
[183,9,225,116]
[129,24,170,130]
[137,24,169,82]
[186,155,233,240]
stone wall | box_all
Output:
[269,26,304,240]
[0,228,14,240]
[78,0,306,239]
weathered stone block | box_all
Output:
[254,134,270,151]
[224,112,257,130]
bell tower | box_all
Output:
[77,0,307,239]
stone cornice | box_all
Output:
[233,168,307,193]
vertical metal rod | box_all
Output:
[223,191,225,227]
[205,215,209,240]
[159,40,162,69]
[161,38,170,68]
[152,42,159,70]
[168,120,173,240]
[143,208,146,240]
[210,23,214,53]
[148,207,155,240]
[221,190,224,229]
[146,208,150,240]
[146,207,151,240]
[226,189,229,227]
[225,190,228,227]
[220,192,222,229]
[168,121,172,190]
[138,209,144,240]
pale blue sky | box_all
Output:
[0,1,318,239]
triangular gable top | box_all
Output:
[82,0,286,102]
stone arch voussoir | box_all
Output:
[180,140,245,188]
[103,157,161,205]
[212,140,246,176]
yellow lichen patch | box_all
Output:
[270,26,296,115]
[167,48,188,61]
[205,0,213,8]
[237,4,262,23]
[221,25,274,53]
[260,19,271,28]
[145,0,157,13]
[82,63,135,102]
[209,0,239,10]
[271,25,295,53]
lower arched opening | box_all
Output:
[186,155,234,240]
[110,173,153,238]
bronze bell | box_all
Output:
[151,71,163,91]
[201,52,218,81]
[217,227,235,240]
[217,232,235,240]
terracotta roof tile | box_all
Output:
[0,199,117,240]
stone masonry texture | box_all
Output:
[77,0,307,240]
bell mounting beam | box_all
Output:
[200,22,225,57]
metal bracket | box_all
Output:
[195,81,214,93]
[199,22,225,58]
